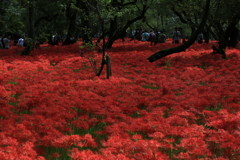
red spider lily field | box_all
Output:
[0,39,239,160]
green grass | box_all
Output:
[83,65,90,68]
[141,85,160,90]
[128,130,152,139]
[175,92,184,96]
[8,81,18,85]
[129,111,141,118]
[73,69,80,73]
[10,109,32,115]
[205,103,222,111]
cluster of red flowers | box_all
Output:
[0,39,239,159]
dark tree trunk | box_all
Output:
[216,38,228,59]
[190,27,196,34]
[228,26,238,48]
[29,5,35,39]
[96,31,109,46]
[203,32,209,44]
[105,35,119,49]
[104,0,148,49]
[105,16,118,48]
[148,0,210,62]
[80,0,92,44]
[203,26,210,44]
[21,4,35,56]
[62,1,80,45]
[96,19,106,77]
[213,22,239,59]
[172,7,196,35]
[63,18,77,45]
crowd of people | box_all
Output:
[0,35,26,49]
[130,29,167,45]
[2,28,238,50]
[129,27,207,45]
[0,35,11,49]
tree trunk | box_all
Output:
[106,35,119,49]
[227,26,238,48]
[29,5,35,39]
[21,4,35,56]
[212,22,239,59]
[203,26,210,44]
[217,39,227,59]
[104,1,148,49]
[62,1,80,45]
[147,0,210,63]
[80,0,92,44]
[63,18,77,45]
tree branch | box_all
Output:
[123,4,149,32]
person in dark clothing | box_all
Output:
[0,35,3,49]
[228,27,239,48]
[2,35,10,49]
[172,27,181,44]
[1,35,5,49]
[148,30,156,46]
[158,31,167,43]
[197,33,204,44]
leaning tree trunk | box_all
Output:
[105,27,126,49]
[105,34,119,49]
[147,0,210,62]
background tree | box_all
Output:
[87,0,152,49]
[208,0,240,58]
[148,0,211,62]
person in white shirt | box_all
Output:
[18,37,24,47]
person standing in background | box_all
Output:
[18,37,24,47]
[148,30,156,46]
[1,35,5,49]
[3,35,10,49]
[158,31,167,43]
[172,27,181,44]
[0,35,3,49]
[141,30,149,42]
[197,33,204,44]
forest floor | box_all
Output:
[0,39,239,159]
